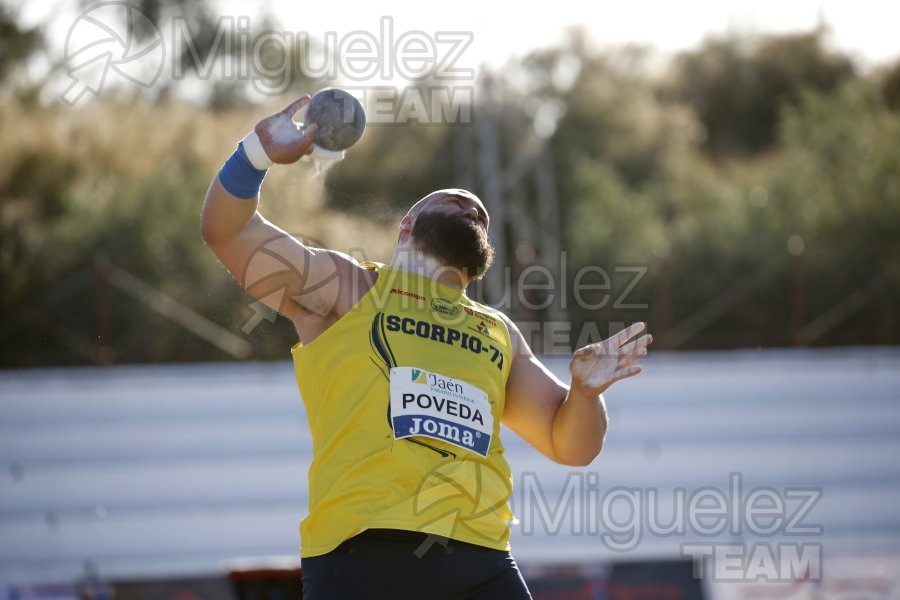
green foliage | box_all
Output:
[0,100,271,365]
[321,116,457,222]
[0,2,43,94]
[674,29,855,156]
[769,84,900,342]
[880,59,900,111]
[1,16,898,366]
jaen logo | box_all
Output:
[411,368,427,384]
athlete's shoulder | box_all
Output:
[466,300,503,320]
[470,305,530,358]
[461,298,512,335]
[359,260,383,272]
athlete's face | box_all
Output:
[411,193,494,280]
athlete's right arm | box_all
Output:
[201,96,362,332]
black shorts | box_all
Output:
[301,529,532,599]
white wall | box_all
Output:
[2,348,899,585]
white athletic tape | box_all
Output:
[240,130,274,170]
[309,144,345,161]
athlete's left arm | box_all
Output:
[501,319,651,466]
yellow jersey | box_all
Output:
[291,263,514,558]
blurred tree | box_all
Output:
[319,74,471,220]
[673,29,856,156]
[515,32,673,188]
[0,100,256,366]
[3,22,900,368]
[768,83,900,344]
[879,59,900,111]
[322,122,456,220]
[497,32,691,340]
[0,2,43,86]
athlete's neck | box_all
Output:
[389,245,469,289]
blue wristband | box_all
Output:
[218,142,268,199]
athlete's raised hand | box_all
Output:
[253,95,318,164]
[569,322,652,397]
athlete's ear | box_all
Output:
[399,214,413,237]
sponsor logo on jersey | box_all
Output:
[382,313,507,370]
[431,297,460,318]
[463,305,498,326]
[469,320,490,337]
[390,366,493,456]
[391,288,426,301]
[386,314,485,353]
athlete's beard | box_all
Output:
[412,211,495,280]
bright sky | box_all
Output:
[254,0,900,69]
[21,0,900,93]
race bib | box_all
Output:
[390,366,494,457]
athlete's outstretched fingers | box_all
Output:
[609,322,646,348]
[620,333,653,356]
[281,95,311,119]
[592,322,645,354]
[617,349,646,371]
[615,365,643,381]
